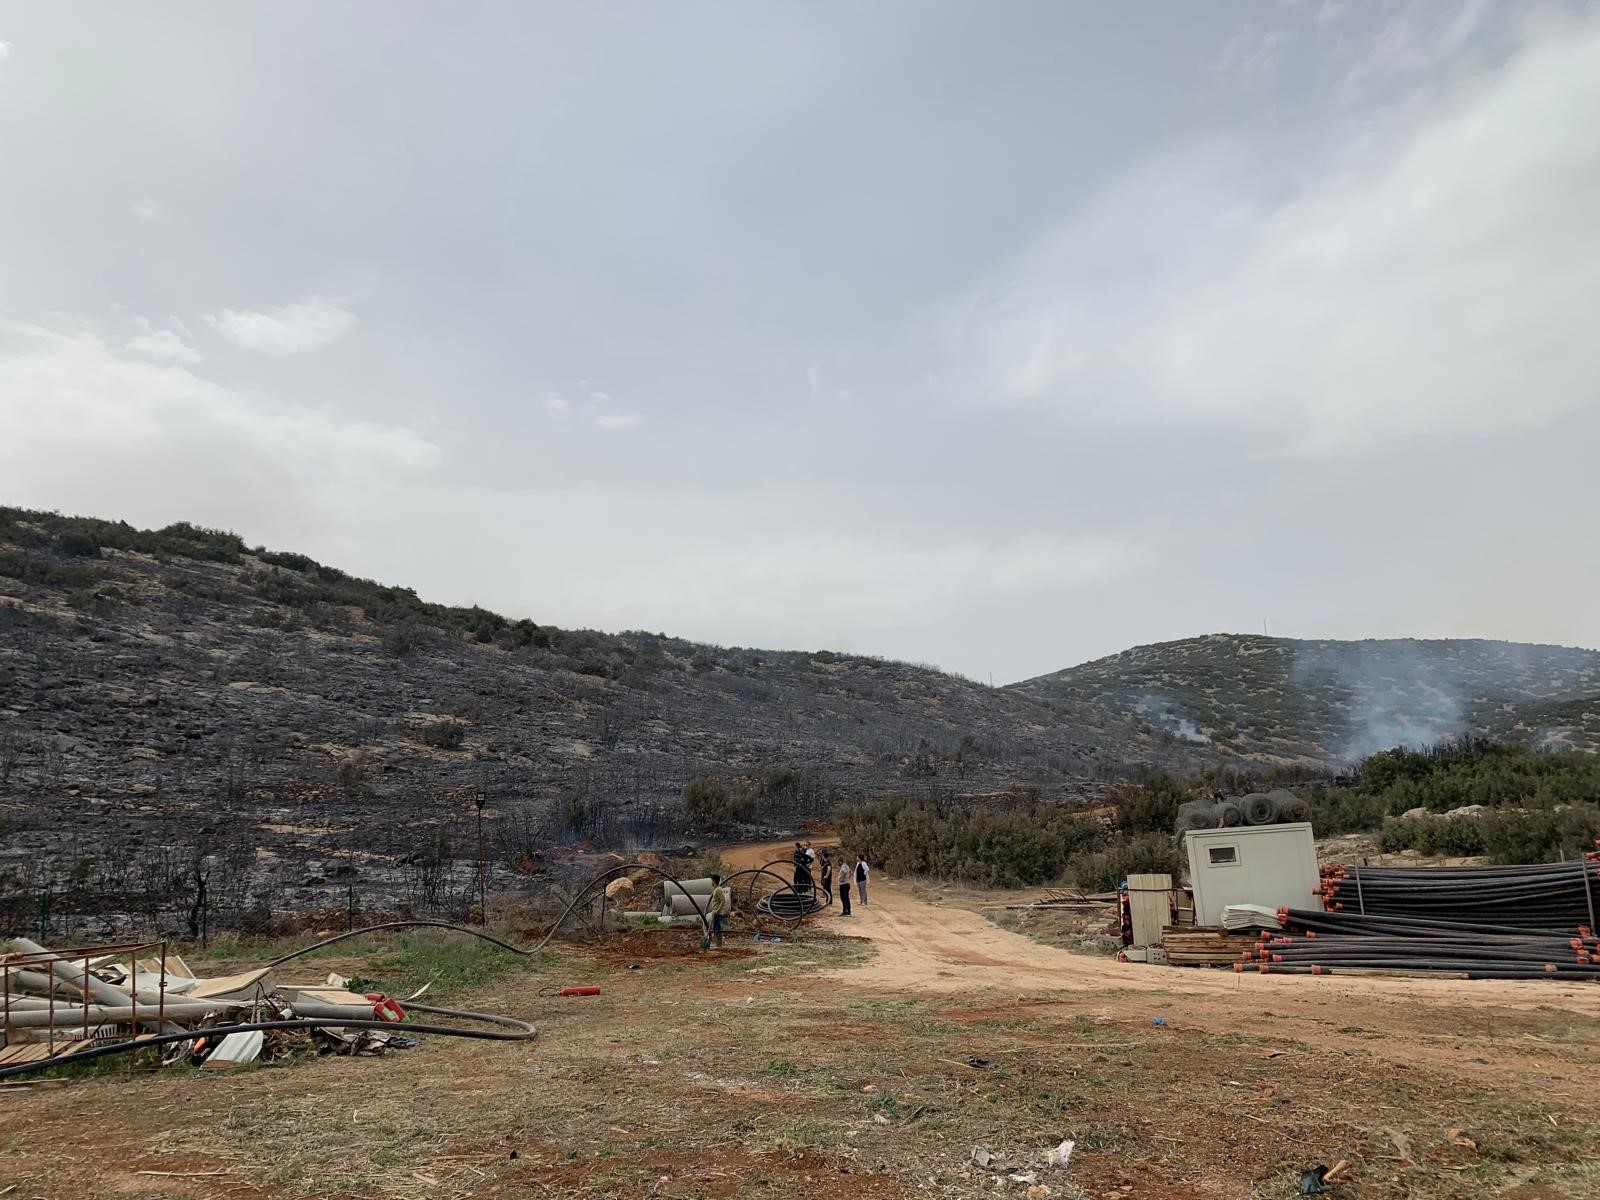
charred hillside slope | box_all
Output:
[0,507,1200,936]
[1013,633,1600,763]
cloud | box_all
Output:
[204,295,357,356]
[963,12,1600,456]
[594,413,642,432]
[124,327,201,364]
[0,310,1137,668]
[131,198,169,222]
[1213,24,1293,81]
[0,317,438,527]
[544,392,570,414]
[369,484,1141,649]
[0,40,11,64]
[1337,0,1501,105]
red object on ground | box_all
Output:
[558,986,601,997]
[366,992,406,1021]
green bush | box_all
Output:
[54,529,102,557]
[1377,813,1489,857]
[1481,805,1600,865]
[683,776,754,832]
[835,797,1107,889]
[0,550,103,590]
[0,507,567,651]
[1114,774,1190,835]
[1067,833,1185,892]
[1307,789,1391,835]
[1298,740,1600,845]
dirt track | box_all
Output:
[724,840,1600,1011]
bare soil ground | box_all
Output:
[4,841,1599,1199]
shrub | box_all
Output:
[0,551,103,590]
[336,754,367,797]
[383,621,426,658]
[1377,813,1489,857]
[1300,740,1600,841]
[1067,833,1185,892]
[54,529,102,557]
[683,777,753,832]
[418,720,467,751]
[1114,774,1190,835]
[1481,804,1600,865]
[835,797,1106,889]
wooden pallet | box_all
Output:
[0,1039,92,1066]
[1160,926,1257,967]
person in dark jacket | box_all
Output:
[791,842,813,894]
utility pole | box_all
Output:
[474,788,488,926]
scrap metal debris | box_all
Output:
[0,930,537,1081]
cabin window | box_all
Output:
[1207,845,1239,866]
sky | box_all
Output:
[1,1,1598,683]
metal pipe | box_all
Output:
[0,1007,537,1082]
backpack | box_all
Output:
[855,861,866,882]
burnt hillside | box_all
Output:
[0,507,1198,937]
[1013,633,1600,763]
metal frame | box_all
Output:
[0,939,169,1059]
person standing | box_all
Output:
[837,854,853,917]
[792,841,813,894]
[706,873,732,949]
[856,853,871,906]
[818,847,833,903]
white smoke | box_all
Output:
[1291,640,1466,761]
[1137,693,1212,744]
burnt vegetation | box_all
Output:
[0,506,1195,940]
[4,506,1597,940]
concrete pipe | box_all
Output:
[9,939,138,1009]
[663,879,714,901]
[1,999,241,1027]
[4,969,83,1000]
[8,939,191,1032]
[286,997,383,1021]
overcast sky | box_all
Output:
[2,1,1597,682]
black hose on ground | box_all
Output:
[266,920,537,967]
[266,865,712,966]
[728,860,830,918]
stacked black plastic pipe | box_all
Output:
[1234,857,1600,980]
[1320,859,1600,929]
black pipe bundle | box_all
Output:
[1320,858,1600,933]
[1241,931,1600,978]
[1214,856,1600,980]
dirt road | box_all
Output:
[723,840,1600,1012]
